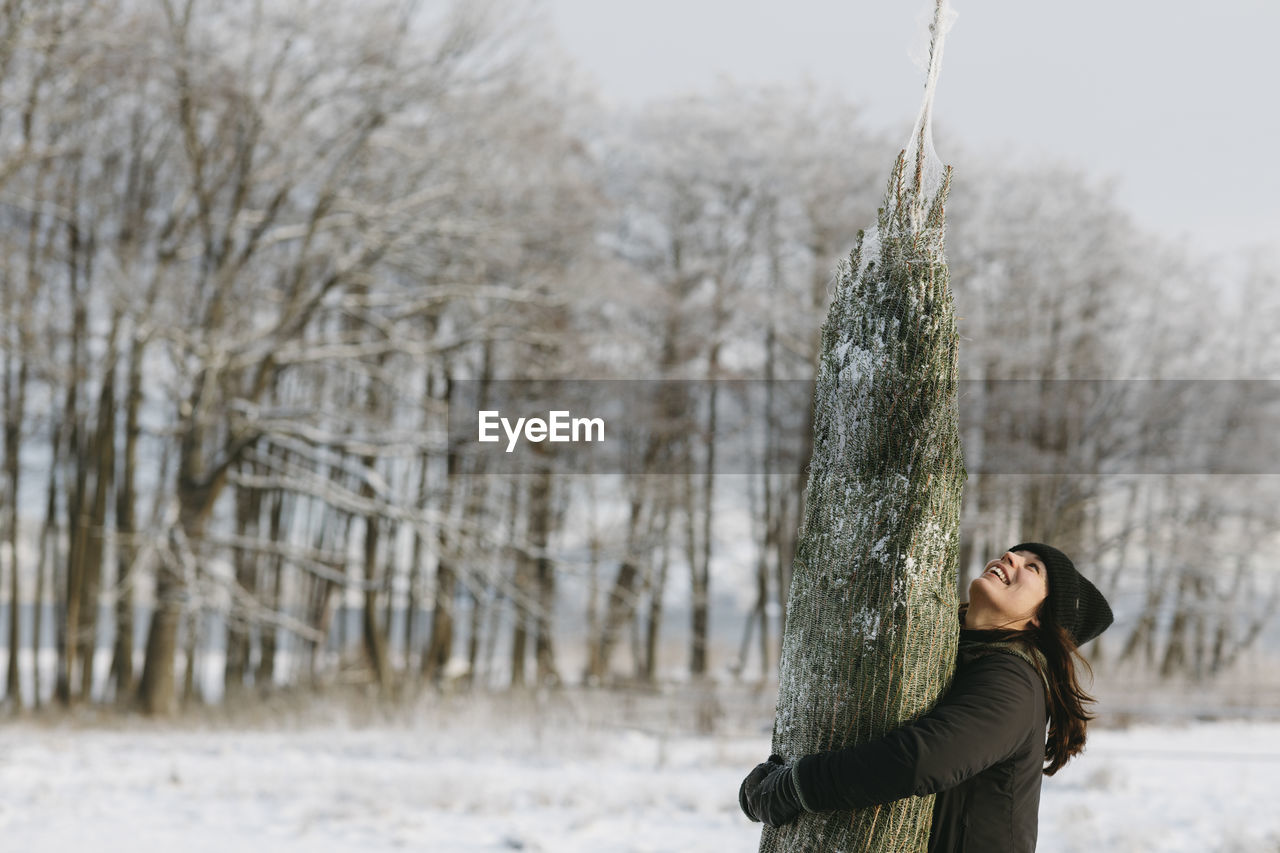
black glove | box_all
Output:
[739,759,773,822]
[739,754,805,828]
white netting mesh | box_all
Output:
[902,0,957,231]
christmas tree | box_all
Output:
[761,3,965,850]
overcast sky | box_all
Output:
[545,0,1278,260]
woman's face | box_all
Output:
[969,549,1049,628]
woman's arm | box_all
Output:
[792,652,1044,812]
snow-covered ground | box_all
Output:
[2,702,1279,853]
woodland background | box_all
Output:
[1,0,1278,719]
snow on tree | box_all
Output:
[760,2,965,851]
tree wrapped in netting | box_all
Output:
[761,3,965,851]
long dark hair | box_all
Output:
[960,602,1098,776]
[1026,603,1097,776]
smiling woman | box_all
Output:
[740,542,1114,853]
[966,548,1050,631]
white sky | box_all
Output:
[545,0,1280,259]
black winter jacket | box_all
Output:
[792,631,1049,853]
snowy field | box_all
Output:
[2,696,1280,853]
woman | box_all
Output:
[739,542,1113,853]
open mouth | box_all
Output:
[986,565,1010,585]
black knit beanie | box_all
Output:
[1008,542,1114,646]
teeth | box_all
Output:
[989,566,1009,585]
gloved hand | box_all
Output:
[739,754,805,828]
[739,758,774,821]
